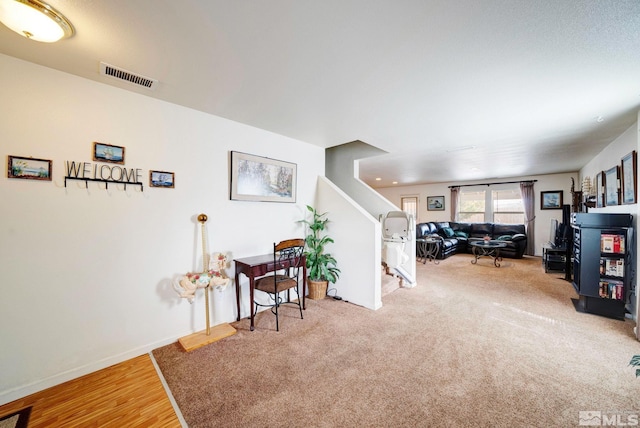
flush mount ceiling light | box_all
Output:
[446,145,476,153]
[0,0,74,42]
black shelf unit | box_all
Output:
[543,244,567,273]
[570,213,633,320]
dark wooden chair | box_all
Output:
[253,238,305,331]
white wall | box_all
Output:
[0,54,324,404]
[376,172,578,256]
[325,141,417,291]
[326,141,392,216]
[315,177,382,310]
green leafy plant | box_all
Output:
[630,355,640,378]
[298,205,341,283]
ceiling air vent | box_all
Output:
[100,62,158,90]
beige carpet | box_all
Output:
[153,255,640,427]
[0,407,30,428]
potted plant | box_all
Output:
[630,355,640,378]
[298,205,340,299]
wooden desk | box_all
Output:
[234,253,306,331]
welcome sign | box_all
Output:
[65,161,143,183]
[64,159,144,190]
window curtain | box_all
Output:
[519,181,535,255]
[450,186,460,222]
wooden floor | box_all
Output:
[0,354,182,427]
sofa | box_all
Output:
[416,221,527,259]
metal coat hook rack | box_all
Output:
[64,176,144,191]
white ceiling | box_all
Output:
[1,0,639,188]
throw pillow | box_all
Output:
[496,235,512,241]
[441,227,455,238]
[454,231,469,238]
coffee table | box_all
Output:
[470,240,507,267]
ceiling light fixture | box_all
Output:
[446,145,476,153]
[0,0,74,42]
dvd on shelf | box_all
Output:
[600,233,625,253]
[598,280,624,300]
[599,258,625,277]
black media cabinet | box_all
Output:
[571,213,633,320]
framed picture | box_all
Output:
[230,151,296,202]
[604,165,620,206]
[540,190,563,210]
[621,150,637,204]
[7,155,52,181]
[149,170,175,188]
[93,142,125,164]
[426,196,445,211]
[594,171,604,208]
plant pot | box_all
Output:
[307,278,328,300]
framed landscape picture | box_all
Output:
[621,150,637,204]
[230,151,296,202]
[427,196,445,211]
[93,142,125,164]
[541,190,562,210]
[604,165,620,206]
[149,170,175,188]
[594,171,604,208]
[7,155,52,181]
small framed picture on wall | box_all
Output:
[93,142,125,164]
[427,196,445,211]
[540,191,563,210]
[621,150,637,204]
[604,166,620,206]
[594,171,604,208]
[7,155,52,181]
[149,170,175,188]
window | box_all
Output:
[458,186,525,224]
[492,189,525,224]
[458,190,485,222]
[401,196,417,222]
